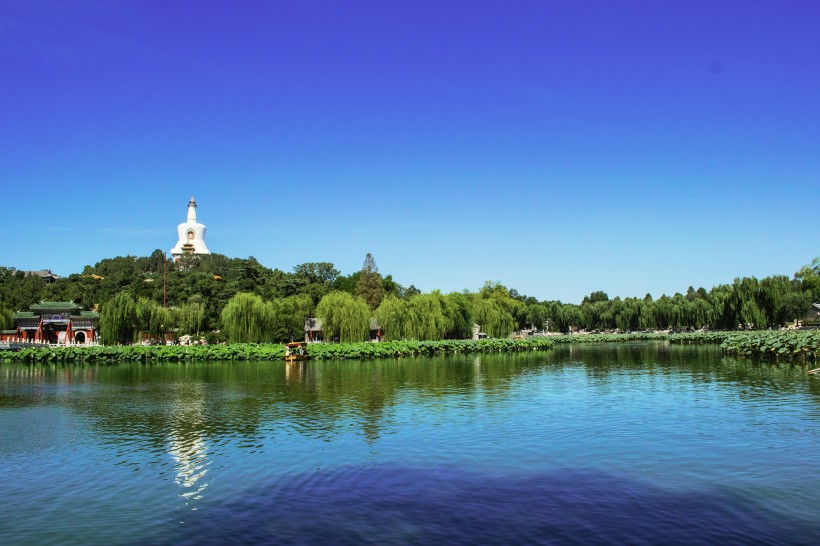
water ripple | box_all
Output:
[163,465,820,546]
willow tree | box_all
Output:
[135,298,159,341]
[221,292,275,343]
[479,281,523,319]
[405,293,449,340]
[685,298,714,329]
[708,284,734,329]
[473,299,515,338]
[525,303,549,331]
[729,277,761,328]
[153,306,175,339]
[134,298,176,341]
[442,292,474,339]
[100,292,137,345]
[177,301,206,336]
[0,305,12,330]
[374,294,407,341]
[316,291,370,343]
[271,293,315,342]
[740,299,766,329]
[759,276,792,325]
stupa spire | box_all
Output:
[171,196,211,257]
[187,197,198,222]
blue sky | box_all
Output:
[1,1,818,303]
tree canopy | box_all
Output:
[2,252,819,345]
[355,252,385,310]
[316,291,370,343]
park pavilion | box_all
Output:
[3,302,99,345]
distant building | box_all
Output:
[9,269,61,284]
[304,318,323,343]
[304,317,382,343]
[2,301,99,344]
[170,197,211,257]
[804,303,820,325]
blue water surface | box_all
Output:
[1,342,819,545]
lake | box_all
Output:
[1,342,819,545]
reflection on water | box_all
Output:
[167,381,211,508]
[1,343,820,544]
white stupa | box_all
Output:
[170,197,211,257]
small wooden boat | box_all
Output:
[284,341,309,361]
[808,368,820,375]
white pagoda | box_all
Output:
[170,197,211,257]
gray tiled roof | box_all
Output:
[30,301,80,311]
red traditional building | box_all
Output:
[2,301,99,345]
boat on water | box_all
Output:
[284,341,309,361]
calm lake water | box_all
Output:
[1,342,819,545]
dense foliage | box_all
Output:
[315,291,371,342]
[667,331,734,344]
[355,253,385,310]
[0,338,554,363]
[549,332,669,344]
[5,330,820,363]
[2,252,819,347]
[99,292,137,345]
[719,331,820,360]
[221,292,275,343]
[668,329,820,361]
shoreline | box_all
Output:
[2,330,819,364]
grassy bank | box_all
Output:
[0,337,555,364]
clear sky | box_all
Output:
[1,1,818,303]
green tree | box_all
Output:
[355,253,385,309]
[221,292,275,343]
[135,298,158,339]
[795,258,820,301]
[442,292,474,339]
[293,262,340,285]
[134,298,175,341]
[316,291,370,343]
[473,299,515,338]
[100,292,137,345]
[686,298,714,329]
[740,298,766,329]
[759,276,792,326]
[525,303,549,330]
[583,291,610,304]
[405,285,421,298]
[332,271,360,295]
[292,262,340,304]
[374,294,408,341]
[177,301,206,336]
[779,292,812,326]
[271,294,315,341]
[0,305,13,330]
[382,274,406,298]
[405,292,450,340]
